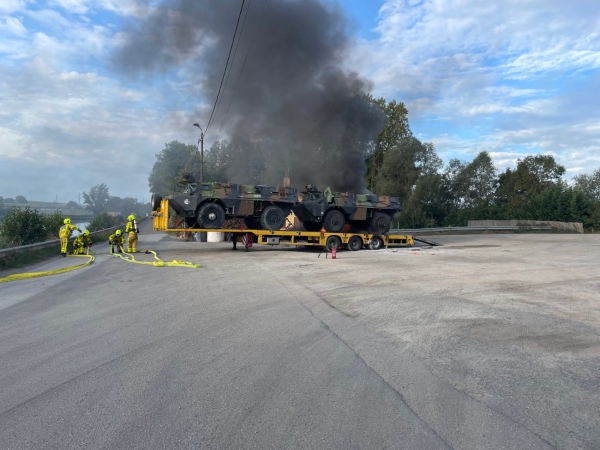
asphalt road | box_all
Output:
[0,224,570,449]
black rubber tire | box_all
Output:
[370,213,392,234]
[184,217,199,228]
[244,217,261,230]
[197,203,225,229]
[325,235,342,252]
[302,222,322,232]
[151,193,162,212]
[323,210,345,233]
[369,236,384,250]
[260,205,285,230]
[347,235,363,251]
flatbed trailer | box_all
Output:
[153,199,413,251]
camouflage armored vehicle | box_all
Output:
[292,185,401,234]
[151,175,297,231]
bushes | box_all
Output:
[0,207,67,248]
[87,212,125,232]
[0,206,47,247]
[42,210,65,240]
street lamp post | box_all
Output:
[193,123,204,182]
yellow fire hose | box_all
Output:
[0,254,95,283]
[0,248,199,284]
[111,249,201,268]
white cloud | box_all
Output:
[0,16,27,36]
[357,0,600,173]
[0,0,27,14]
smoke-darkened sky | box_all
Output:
[1,0,600,202]
[113,0,383,192]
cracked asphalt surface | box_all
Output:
[1,224,598,449]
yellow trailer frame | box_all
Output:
[152,199,413,250]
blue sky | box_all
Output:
[1,0,600,202]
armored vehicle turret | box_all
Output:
[292,185,401,234]
[151,177,297,231]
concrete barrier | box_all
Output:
[468,220,583,234]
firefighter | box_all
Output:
[109,229,125,254]
[126,214,139,253]
[59,218,81,257]
[72,230,92,255]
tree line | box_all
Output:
[148,96,600,230]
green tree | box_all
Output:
[105,196,123,213]
[573,168,600,203]
[366,97,412,189]
[87,212,125,232]
[0,206,46,246]
[42,210,64,239]
[15,195,27,203]
[496,155,565,211]
[148,141,199,195]
[66,201,78,208]
[83,184,110,215]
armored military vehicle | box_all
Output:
[292,185,401,234]
[151,176,297,231]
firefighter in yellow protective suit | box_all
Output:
[126,214,139,253]
[59,218,82,257]
[109,229,125,254]
[72,230,92,255]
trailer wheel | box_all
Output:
[198,203,225,229]
[323,210,345,232]
[370,213,392,234]
[325,235,342,252]
[260,205,285,230]
[151,193,162,212]
[369,236,383,250]
[347,235,363,251]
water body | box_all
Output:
[74,222,90,232]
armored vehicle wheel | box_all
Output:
[303,222,322,232]
[323,210,345,232]
[368,236,383,250]
[370,213,392,234]
[325,235,342,252]
[151,193,162,212]
[197,203,225,228]
[347,235,363,251]
[260,205,285,230]
[184,217,199,228]
[244,217,261,230]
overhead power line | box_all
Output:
[218,0,268,133]
[205,0,246,136]
[211,0,253,132]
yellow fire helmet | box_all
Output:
[83,230,90,235]
[64,218,71,224]
[128,214,135,221]
[116,229,122,235]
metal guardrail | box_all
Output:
[0,223,131,258]
[390,226,553,234]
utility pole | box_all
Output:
[193,123,204,182]
[78,192,80,204]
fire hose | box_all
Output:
[0,254,95,283]
[110,249,201,268]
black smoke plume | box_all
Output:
[114,0,383,192]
